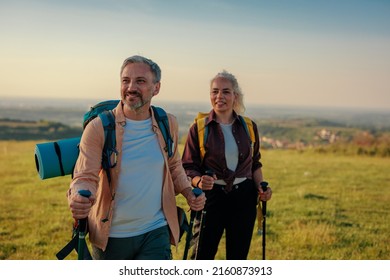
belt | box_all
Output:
[214,178,249,193]
[214,177,247,185]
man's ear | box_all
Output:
[153,82,161,96]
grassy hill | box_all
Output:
[1,140,389,260]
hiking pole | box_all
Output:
[77,189,91,260]
[193,170,214,259]
[260,181,268,260]
[183,187,203,260]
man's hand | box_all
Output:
[68,190,95,219]
[186,190,206,211]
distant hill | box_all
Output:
[1,98,389,156]
[1,97,390,129]
[0,118,82,140]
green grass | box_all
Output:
[1,141,389,260]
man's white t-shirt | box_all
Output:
[110,117,167,237]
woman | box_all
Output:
[182,70,272,260]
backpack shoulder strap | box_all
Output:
[238,115,256,157]
[152,106,174,158]
[194,112,213,161]
[99,110,115,141]
[239,115,255,143]
[196,116,208,161]
[98,110,117,182]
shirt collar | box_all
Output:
[208,109,239,125]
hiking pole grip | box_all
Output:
[193,187,203,197]
[78,190,92,232]
[78,190,91,260]
[190,187,203,219]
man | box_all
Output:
[67,55,205,260]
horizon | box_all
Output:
[1,95,389,114]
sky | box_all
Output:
[1,0,389,110]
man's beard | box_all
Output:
[124,91,153,111]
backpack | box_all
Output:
[83,100,174,183]
[194,112,256,161]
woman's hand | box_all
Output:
[258,186,272,201]
[196,174,217,190]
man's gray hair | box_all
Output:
[120,55,161,83]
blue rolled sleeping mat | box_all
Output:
[35,137,81,179]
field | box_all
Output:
[1,140,389,260]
